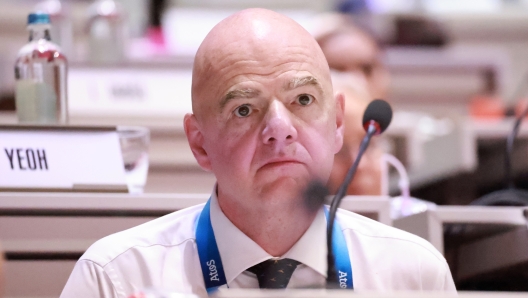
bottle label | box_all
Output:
[15,80,58,123]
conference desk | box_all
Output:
[2,112,524,196]
[393,206,528,285]
[217,289,526,298]
[0,192,391,298]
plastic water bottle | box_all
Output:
[87,0,127,63]
[14,12,68,124]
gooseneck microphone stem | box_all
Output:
[505,71,528,189]
[320,99,392,288]
[326,123,377,288]
[505,101,528,189]
[331,123,378,212]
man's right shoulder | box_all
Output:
[79,203,205,267]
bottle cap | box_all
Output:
[28,12,51,25]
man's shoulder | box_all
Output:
[336,208,445,262]
[80,203,205,267]
[336,209,456,291]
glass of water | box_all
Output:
[117,126,150,194]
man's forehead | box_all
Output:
[191,9,332,117]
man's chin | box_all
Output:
[255,175,309,201]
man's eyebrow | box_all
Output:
[285,76,324,93]
[219,88,261,109]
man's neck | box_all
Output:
[218,195,317,257]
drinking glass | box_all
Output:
[117,126,150,194]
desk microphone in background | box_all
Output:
[303,99,393,289]
[469,70,528,206]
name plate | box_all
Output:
[0,125,128,192]
[68,66,193,118]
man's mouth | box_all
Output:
[259,158,303,170]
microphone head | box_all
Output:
[362,99,393,134]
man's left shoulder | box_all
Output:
[336,209,456,291]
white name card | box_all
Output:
[68,66,193,118]
[0,125,128,192]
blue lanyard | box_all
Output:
[195,199,353,293]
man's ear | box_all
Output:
[184,114,212,172]
[333,92,345,154]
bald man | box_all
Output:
[61,9,455,297]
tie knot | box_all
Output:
[247,258,301,289]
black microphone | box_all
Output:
[469,95,528,206]
[326,99,392,288]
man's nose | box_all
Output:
[261,100,298,146]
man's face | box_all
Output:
[188,22,343,208]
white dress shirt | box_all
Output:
[61,191,456,298]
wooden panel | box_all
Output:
[4,260,76,298]
[0,216,156,254]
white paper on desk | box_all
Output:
[0,130,126,189]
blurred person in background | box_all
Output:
[327,72,384,195]
[315,13,390,195]
[315,13,390,100]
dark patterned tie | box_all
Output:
[247,258,301,289]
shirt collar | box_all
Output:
[209,188,327,284]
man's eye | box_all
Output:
[234,104,252,117]
[297,94,314,106]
